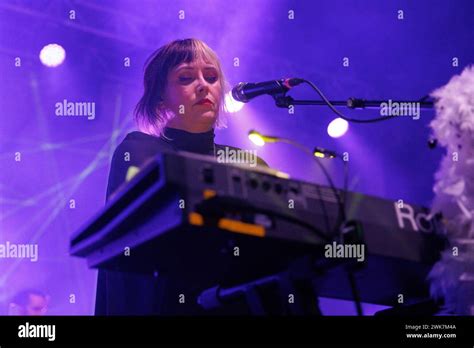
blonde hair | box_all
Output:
[134,38,229,137]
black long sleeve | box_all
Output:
[95,129,268,315]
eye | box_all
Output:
[178,76,193,84]
[206,76,218,83]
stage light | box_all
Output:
[313,147,337,159]
[327,118,348,138]
[248,130,266,146]
[249,129,339,160]
[224,92,244,113]
[313,150,325,158]
[248,130,279,147]
[39,44,66,67]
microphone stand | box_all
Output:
[272,93,435,109]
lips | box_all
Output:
[195,98,214,106]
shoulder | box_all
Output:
[112,131,173,163]
[119,131,171,150]
[106,132,173,200]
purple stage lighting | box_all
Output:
[224,92,244,113]
[39,43,66,67]
[327,118,349,138]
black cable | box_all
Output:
[329,153,365,317]
[279,140,365,318]
[348,271,363,316]
[326,151,350,238]
[278,138,347,233]
[312,155,364,317]
[335,157,364,317]
[311,155,347,237]
[301,79,397,123]
[295,79,402,315]
[251,133,360,315]
[314,183,333,239]
[341,158,349,226]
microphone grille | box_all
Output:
[231,82,248,103]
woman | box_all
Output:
[96,38,267,315]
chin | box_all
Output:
[195,112,217,123]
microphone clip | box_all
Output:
[272,93,295,108]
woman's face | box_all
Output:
[163,58,222,133]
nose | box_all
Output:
[196,75,210,95]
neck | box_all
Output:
[162,126,216,156]
[165,119,214,133]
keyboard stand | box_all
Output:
[197,256,323,315]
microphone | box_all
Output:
[231,78,304,103]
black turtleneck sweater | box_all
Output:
[96,127,268,315]
[161,127,216,155]
[105,127,267,201]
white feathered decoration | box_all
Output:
[428,65,474,315]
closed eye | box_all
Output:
[178,77,193,84]
[178,76,218,84]
[206,76,218,83]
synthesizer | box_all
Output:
[70,150,446,305]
